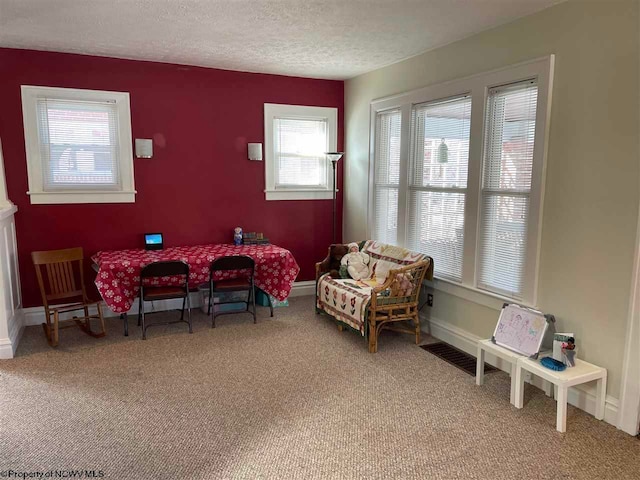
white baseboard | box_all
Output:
[423,313,620,428]
[289,280,315,297]
[0,308,24,359]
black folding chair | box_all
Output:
[208,255,256,328]
[138,260,192,340]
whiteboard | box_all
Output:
[492,304,548,357]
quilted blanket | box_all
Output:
[362,240,428,284]
[317,276,373,335]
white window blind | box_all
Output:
[274,117,328,188]
[36,98,121,190]
[407,95,471,281]
[478,79,538,298]
[372,110,401,244]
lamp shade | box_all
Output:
[325,152,344,162]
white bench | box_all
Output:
[514,356,607,433]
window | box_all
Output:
[369,57,553,305]
[264,104,337,201]
[478,80,538,299]
[21,86,135,204]
[408,95,471,282]
[372,110,401,244]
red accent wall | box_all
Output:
[0,48,344,307]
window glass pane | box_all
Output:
[483,81,538,191]
[37,99,120,189]
[274,117,327,187]
[411,96,471,189]
[375,110,401,186]
[478,193,530,298]
[373,187,398,245]
[407,190,465,281]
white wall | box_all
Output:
[344,0,639,398]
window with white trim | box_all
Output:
[372,110,401,244]
[21,86,135,204]
[264,103,337,201]
[369,57,553,305]
[407,95,471,282]
[478,80,538,299]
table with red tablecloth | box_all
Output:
[91,244,300,314]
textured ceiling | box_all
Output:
[0,0,563,80]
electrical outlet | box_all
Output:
[427,293,434,307]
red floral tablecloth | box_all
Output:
[92,244,300,313]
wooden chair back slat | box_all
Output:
[45,261,78,296]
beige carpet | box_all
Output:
[1,297,638,480]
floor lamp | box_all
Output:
[326,152,344,244]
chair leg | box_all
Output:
[414,313,421,345]
[83,305,91,333]
[180,295,186,321]
[42,310,53,345]
[122,313,129,337]
[187,293,192,334]
[52,311,60,347]
[137,293,142,327]
[368,317,377,353]
[250,284,256,324]
[207,281,213,316]
[267,293,273,318]
[141,299,147,340]
[211,292,216,328]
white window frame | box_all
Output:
[368,56,554,307]
[264,103,337,201]
[21,85,136,204]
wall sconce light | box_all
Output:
[135,139,153,158]
[248,143,263,161]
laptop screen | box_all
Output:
[145,233,163,246]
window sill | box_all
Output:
[425,276,536,311]
[27,190,137,204]
[265,189,337,201]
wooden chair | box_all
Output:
[366,260,431,353]
[138,260,192,340]
[208,255,256,328]
[32,247,106,347]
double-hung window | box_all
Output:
[407,95,471,282]
[264,103,338,201]
[369,57,553,306]
[21,86,135,204]
[478,80,539,299]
